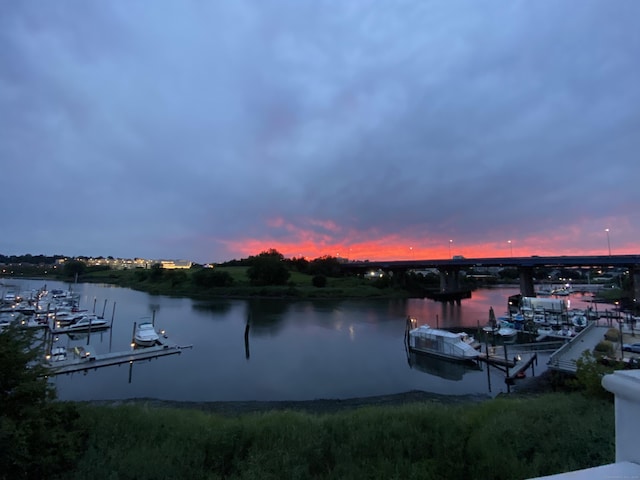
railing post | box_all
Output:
[602,370,640,464]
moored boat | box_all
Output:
[496,326,518,338]
[407,322,480,362]
[53,314,109,333]
[571,315,588,328]
[134,322,160,347]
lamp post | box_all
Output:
[449,239,453,259]
[508,240,513,257]
[605,228,611,256]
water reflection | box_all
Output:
[245,299,290,335]
[3,278,599,402]
[407,352,483,381]
[191,301,233,315]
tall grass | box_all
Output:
[65,393,613,480]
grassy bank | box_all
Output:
[63,392,613,480]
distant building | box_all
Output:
[160,260,192,270]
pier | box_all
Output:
[45,342,192,376]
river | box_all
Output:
[2,278,598,402]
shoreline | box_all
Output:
[83,390,494,416]
[78,370,558,416]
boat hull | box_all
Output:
[409,345,479,363]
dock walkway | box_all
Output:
[46,343,192,375]
[547,322,608,374]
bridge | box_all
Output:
[343,254,640,302]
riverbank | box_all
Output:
[85,370,558,416]
[86,390,493,416]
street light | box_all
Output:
[605,228,611,256]
[508,240,513,257]
[449,239,453,259]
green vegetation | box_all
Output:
[0,325,85,480]
[64,251,415,299]
[246,249,291,286]
[604,328,621,342]
[594,340,615,356]
[572,350,619,399]
[62,392,613,480]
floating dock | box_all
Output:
[477,345,538,370]
[477,344,538,391]
[45,342,192,376]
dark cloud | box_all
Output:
[1,1,639,262]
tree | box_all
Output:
[309,256,343,277]
[312,275,327,288]
[166,270,188,287]
[0,325,86,479]
[247,251,290,286]
[62,259,86,279]
[148,263,164,282]
[192,269,233,287]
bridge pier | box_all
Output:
[439,267,461,292]
[518,266,536,297]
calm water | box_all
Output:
[3,278,596,402]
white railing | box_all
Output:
[529,369,640,479]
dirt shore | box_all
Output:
[84,368,556,416]
[87,390,496,416]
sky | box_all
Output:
[1,1,639,264]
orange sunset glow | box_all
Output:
[225,231,635,262]
[216,215,639,262]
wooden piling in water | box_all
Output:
[486,343,492,392]
[108,302,117,351]
[244,323,250,359]
[504,343,511,393]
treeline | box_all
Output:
[0,254,65,265]
[220,248,345,276]
[135,249,349,289]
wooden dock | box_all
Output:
[477,344,538,391]
[45,343,192,376]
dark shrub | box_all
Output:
[312,275,327,288]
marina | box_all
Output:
[1,278,637,402]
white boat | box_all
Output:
[134,322,160,347]
[536,326,555,339]
[482,324,498,334]
[52,311,88,326]
[408,324,480,361]
[532,314,546,324]
[53,315,109,333]
[496,326,518,338]
[48,346,68,362]
[571,315,588,328]
[551,287,571,296]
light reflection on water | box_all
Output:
[4,279,597,402]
